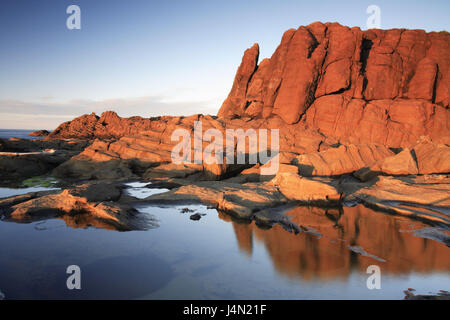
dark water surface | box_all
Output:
[0,129,43,140]
[0,184,449,299]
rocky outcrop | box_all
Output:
[46,111,157,140]
[20,23,446,189]
[218,22,450,148]
[52,114,328,180]
[28,130,50,137]
[0,182,146,231]
[51,114,245,180]
[218,43,260,118]
[46,24,449,151]
[2,22,448,233]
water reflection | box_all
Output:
[1,182,449,299]
[219,205,450,281]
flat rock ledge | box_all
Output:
[135,172,450,229]
[1,172,449,233]
[138,172,340,221]
[0,182,148,231]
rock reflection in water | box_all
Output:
[4,209,158,232]
[219,205,450,281]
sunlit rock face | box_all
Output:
[40,23,449,182]
[218,22,449,147]
[219,205,450,281]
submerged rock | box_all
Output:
[405,227,450,247]
[346,245,386,262]
[404,290,450,300]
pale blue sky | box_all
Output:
[0,0,449,129]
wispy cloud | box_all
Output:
[0,96,219,130]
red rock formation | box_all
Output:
[46,111,156,140]
[218,22,450,147]
[28,130,50,137]
[218,43,260,118]
[45,23,450,178]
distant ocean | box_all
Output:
[0,129,44,140]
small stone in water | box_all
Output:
[190,213,202,221]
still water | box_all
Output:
[0,184,449,299]
[0,129,42,140]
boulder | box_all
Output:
[270,172,340,203]
[294,144,394,176]
[354,148,419,181]
[413,138,450,174]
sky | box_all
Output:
[0,0,449,129]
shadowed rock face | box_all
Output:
[218,22,450,147]
[0,138,88,186]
